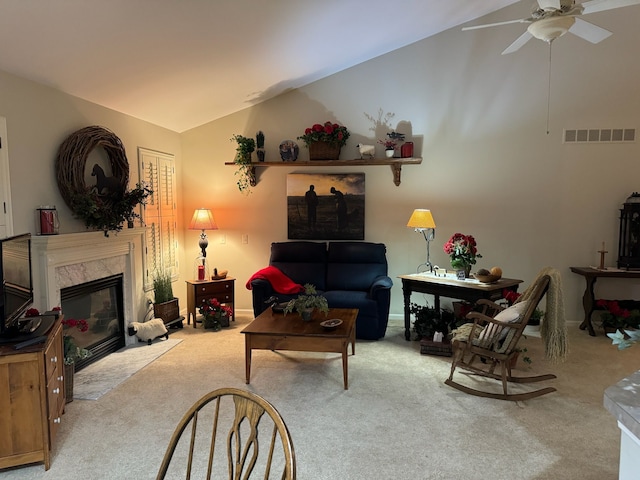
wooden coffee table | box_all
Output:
[241,308,357,390]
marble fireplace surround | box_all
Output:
[31,229,148,347]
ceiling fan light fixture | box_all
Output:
[527,16,575,42]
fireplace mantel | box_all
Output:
[31,229,148,346]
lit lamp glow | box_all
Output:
[407,209,436,273]
[189,208,218,280]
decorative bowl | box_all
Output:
[474,273,501,284]
[320,318,343,329]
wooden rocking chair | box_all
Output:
[445,274,557,401]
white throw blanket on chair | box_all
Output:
[518,266,568,362]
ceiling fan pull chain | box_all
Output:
[546,40,553,135]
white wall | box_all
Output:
[2,2,640,325]
[180,3,640,323]
[0,69,187,303]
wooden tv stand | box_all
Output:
[0,315,64,471]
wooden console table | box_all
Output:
[570,267,640,336]
[399,273,523,341]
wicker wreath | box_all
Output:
[56,125,130,210]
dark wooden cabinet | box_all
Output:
[0,316,64,471]
[186,278,235,327]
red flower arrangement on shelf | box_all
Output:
[297,121,350,147]
[443,233,482,270]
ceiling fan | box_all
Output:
[463,0,640,55]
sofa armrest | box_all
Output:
[369,275,393,298]
[250,278,276,317]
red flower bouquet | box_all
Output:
[443,233,482,270]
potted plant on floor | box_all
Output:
[62,317,92,403]
[153,271,180,327]
[410,302,456,341]
[198,298,233,331]
[283,283,329,321]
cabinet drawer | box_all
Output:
[44,337,61,382]
[196,292,233,304]
[47,371,63,442]
[194,281,234,296]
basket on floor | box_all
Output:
[308,141,341,160]
[420,339,453,357]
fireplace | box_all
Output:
[61,274,125,371]
[31,229,149,353]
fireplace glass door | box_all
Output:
[60,274,125,371]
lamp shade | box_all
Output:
[189,208,218,231]
[406,209,435,230]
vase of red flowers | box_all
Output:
[298,121,350,160]
[199,298,233,331]
[443,233,482,277]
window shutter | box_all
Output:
[138,148,177,290]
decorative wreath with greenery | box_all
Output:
[55,126,152,235]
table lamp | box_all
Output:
[189,208,218,280]
[407,209,436,273]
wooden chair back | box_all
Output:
[156,387,296,480]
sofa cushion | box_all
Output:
[270,241,327,290]
[326,242,388,291]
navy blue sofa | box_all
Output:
[250,241,393,340]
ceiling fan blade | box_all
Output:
[580,0,640,15]
[501,31,534,55]
[462,18,531,31]
[569,17,612,43]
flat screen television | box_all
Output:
[0,233,34,336]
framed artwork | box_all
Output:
[287,173,365,240]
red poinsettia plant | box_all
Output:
[26,307,91,364]
[199,298,233,330]
[443,233,482,270]
[503,289,521,306]
[297,121,350,147]
[597,299,640,330]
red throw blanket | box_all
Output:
[245,266,304,294]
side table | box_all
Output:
[570,267,640,336]
[399,273,523,341]
[186,277,235,328]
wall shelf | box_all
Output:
[224,157,422,186]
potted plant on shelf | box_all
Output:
[231,134,256,194]
[198,297,233,331]
[153,271,180,326]
[378,138,397,158]
[283,283,329,321]
[256,130,265,162]
[297,121,350,160]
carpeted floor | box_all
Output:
[3,314,639,479]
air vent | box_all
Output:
[563,128,635,143]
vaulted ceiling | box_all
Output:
[0,0,519,132]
